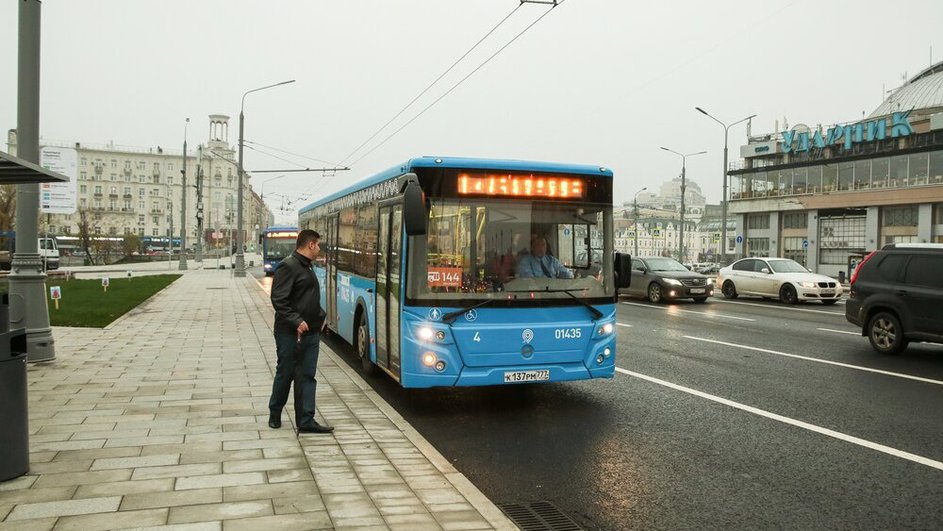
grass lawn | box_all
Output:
[48,274,181,327]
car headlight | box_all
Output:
[664,278,683,286]
[798,281,816,288]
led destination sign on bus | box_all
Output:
[267,231,298,239]
[457,173,585,198]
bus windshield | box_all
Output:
[408,198,613,302]
[264,238,295,261]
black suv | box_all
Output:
[845,243,943,354]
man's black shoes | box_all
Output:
[298,422,334,434]
[268,414,281,429]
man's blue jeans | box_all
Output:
[269,331,320,427]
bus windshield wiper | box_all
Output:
[441,299,501,324]
[504,288,604,321]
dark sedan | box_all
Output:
[620,256,713,303]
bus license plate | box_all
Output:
[690,288,705,294]
[504,370,550,383]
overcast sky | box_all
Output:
[2,1,942,224]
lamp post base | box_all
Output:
[234,253,246,277]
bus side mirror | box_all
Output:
[402,177,427,236]
[615,252,632,289]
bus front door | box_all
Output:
[325,215,339,331]
[376,205,403,380]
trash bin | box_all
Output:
[0,294,30,481]
[838,270,846,284]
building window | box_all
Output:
[80,157,87,166]
[80,185,87,194]
[747,214,770,230]
[138,215,145,224]
[111,159,117,168]
[883,206,918,227]
[746,238,769,257]
[168,163,174,171]
[152,228,159,236]
[94,185,102,195]
[79,171,87,180]
[139,175,147,183]
[125,161,132,170]
[139,189,145,197]
[930,151,943,183]
[110,173,117,181]
[782,212,807,229]
[934,203,943,224]
[819,212,866,264]
[137,161,146,170]
[153,175,160,184]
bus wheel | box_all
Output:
[357,314,376,375]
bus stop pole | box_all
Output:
[10,0,55,362]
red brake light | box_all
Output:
[849,251,876,285]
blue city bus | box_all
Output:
[298,156,630,388]
[261,226,299,275]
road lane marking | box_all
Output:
[684,336,943,387]
[615,367,943,472]
[621,301,756,321]
[817,328,859,336]
[712,298,844,316]
[617,323,632,328]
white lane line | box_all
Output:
[615,367,943,472]
[712,298,843,316]
[621,301,756,322]
[685,336,943,387]
[617,323,633,328]
[817,328,860,336]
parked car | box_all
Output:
[717,257,841,305]
[845,243,943,354]
[620,256,713,303]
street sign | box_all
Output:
[736,235,743,244]
[39,147,77,214]
[802,239,809,249]
[49,286,61,299]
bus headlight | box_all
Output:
[422,352,437,367]
[598,322,614,336]
[417,327,434,341]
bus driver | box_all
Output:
[516,235,573,279]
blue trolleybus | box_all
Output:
[261,226,299,275]
[298,156,630,388]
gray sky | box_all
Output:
[2,1,942,224]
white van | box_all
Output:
[39,237,60,270]
[0,236,59,270]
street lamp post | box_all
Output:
[695,107,756,265]
[660,147,707,264]
[236,80,295,277]
[633,187,647,257]
[178,118,189,270]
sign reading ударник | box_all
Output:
[781,110,913,154]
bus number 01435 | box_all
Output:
[554,328,581,339]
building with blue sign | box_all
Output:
[727,61,943,278]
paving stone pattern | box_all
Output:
[0,267,516,530]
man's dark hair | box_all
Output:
[296,229,320,249]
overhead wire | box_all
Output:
[338,2,526,167]
[243,140,344,168]
[348,0,564,168]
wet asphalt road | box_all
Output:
[254,269,943,529]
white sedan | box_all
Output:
[717,257,842,305]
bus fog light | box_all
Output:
[418,327,434,341]
[596,354,605,364]
[434,360,446,372]
[422,352,437,367]
[435,330,446,341]
[604,347,611,357]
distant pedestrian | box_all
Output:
[268,229,334,434]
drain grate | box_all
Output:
[498,501,582,531]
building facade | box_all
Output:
[5,115,272,256]
[728,61,943,279]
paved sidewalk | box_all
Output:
[0,268,516,530]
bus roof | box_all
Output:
[298,156,613,215]
[262,225,299,233]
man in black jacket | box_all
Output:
[268,229,334,434]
